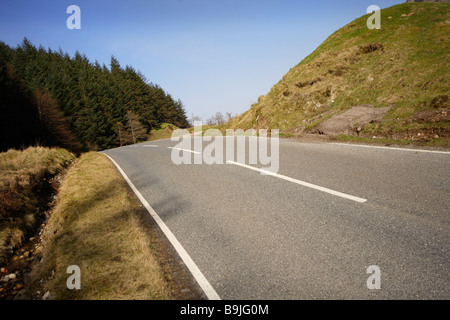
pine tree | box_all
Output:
[0,39,190,151]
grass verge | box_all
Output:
[0,147,74,263]
[26,152,175,300]
[147,123,178,142]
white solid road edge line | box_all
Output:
[103,153,221,300]
[227,161,367,203]
[333,143,450,155]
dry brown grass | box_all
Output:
[28,152,173,299]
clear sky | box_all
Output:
[0,0,404,121]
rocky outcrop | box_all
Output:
[313,105,392,136]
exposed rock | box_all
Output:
[42,291,51,300]
[14,284,23,291]
[3,273,17,282]
[314,105,391,136]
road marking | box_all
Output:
[168,147,201,154]
[142,145,158,147]
[227,161,367,203]
[333,143,450,155]
[103,153,221,300]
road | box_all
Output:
[103,137,450,299]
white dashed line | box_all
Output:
[168,147,201,154]
[227,161,367,203]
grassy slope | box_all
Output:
[147,123,179,142]
[28,152,173,299]
[0,147,74,263]
[230,2,449,145]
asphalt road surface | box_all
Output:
[103,137,450,299]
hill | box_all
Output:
[230,2,449,146]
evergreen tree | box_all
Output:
[0,39,189,151]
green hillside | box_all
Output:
[230,2,449,145]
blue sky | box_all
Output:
[0,0,403,121]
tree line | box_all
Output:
[190,112,236,126]
[0,38,189,152]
